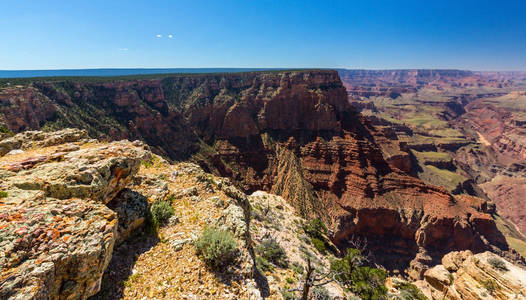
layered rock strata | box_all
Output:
[0,71,517,277]
[417,250,526,299]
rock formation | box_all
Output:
[417,250,526,299]
[338,68,526,259]
[338,69,516,95]
[455,92,526,236]
[0,129,151,299]
[0,70,518,280]
[0,124,524,299]
[165,71,512,275]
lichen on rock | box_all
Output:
[0,129,152,299]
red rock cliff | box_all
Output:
[0,70,515,277]
[167,70,512,276]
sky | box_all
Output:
[1,0,525,71]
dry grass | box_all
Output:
[99,162,252,299]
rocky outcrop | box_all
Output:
[97,159,265,299]
[0,128,89,156]
[106,189,149,245]
[417,250,526,299]
[0,129,151,299]
[248,191,346,298]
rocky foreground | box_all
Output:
[0,129,334,299]
[417,250,526,299]
[0,129,525,300]
[0,129,150,299]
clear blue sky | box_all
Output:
[1,0,525,70]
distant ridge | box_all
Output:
[0,68,279,78]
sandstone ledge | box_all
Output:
[0,129,151,299]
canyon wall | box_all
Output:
[338,69,515,98]
[0,70,516,276]
[455,91,526,235]
[338,68,526,259]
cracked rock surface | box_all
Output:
[0,129,150,299]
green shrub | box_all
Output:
[149,200,174,229]
[488,257,508,272]
[281,289,295,300]
[0,125,12,135]
[311,286,332,300]
[291,261,304,275]
[256,238,288,268]
[141,156,162,169]
[141,159,154,168]
[304,218,327,239]
[304,218,335,255]
[482,279,497,295]
[303,219,336,255]
[0,191,8,199]
[256,255,274,272]
[195,227,237,270]
[330,249,387,300]
[393,281,427,300]
[166,194,176,203]
[285,277,294,284]
[348,266,388,300]
[330,248,364,281]
[312,237,327,255]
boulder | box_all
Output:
[424,265,452,291]
[0,137,151,299]
[5,140,150,203]
[442,250,473,272]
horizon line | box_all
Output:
[1,67,526,72]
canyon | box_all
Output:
[1,69,526,299]
[338,69,526,259]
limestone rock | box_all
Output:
[421,251,526,299]
[173,186,198,199]
[0,136,151,299]
[107,188,149,244]
[0,128,88,156]
[5,140,150,203]
[424,265,452,292]
[214,183,251,244]
[442,250,473,272]
[132,174,169,202]
[0,194,117,300]
[170,234,196,252]
[167,215,180,226]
